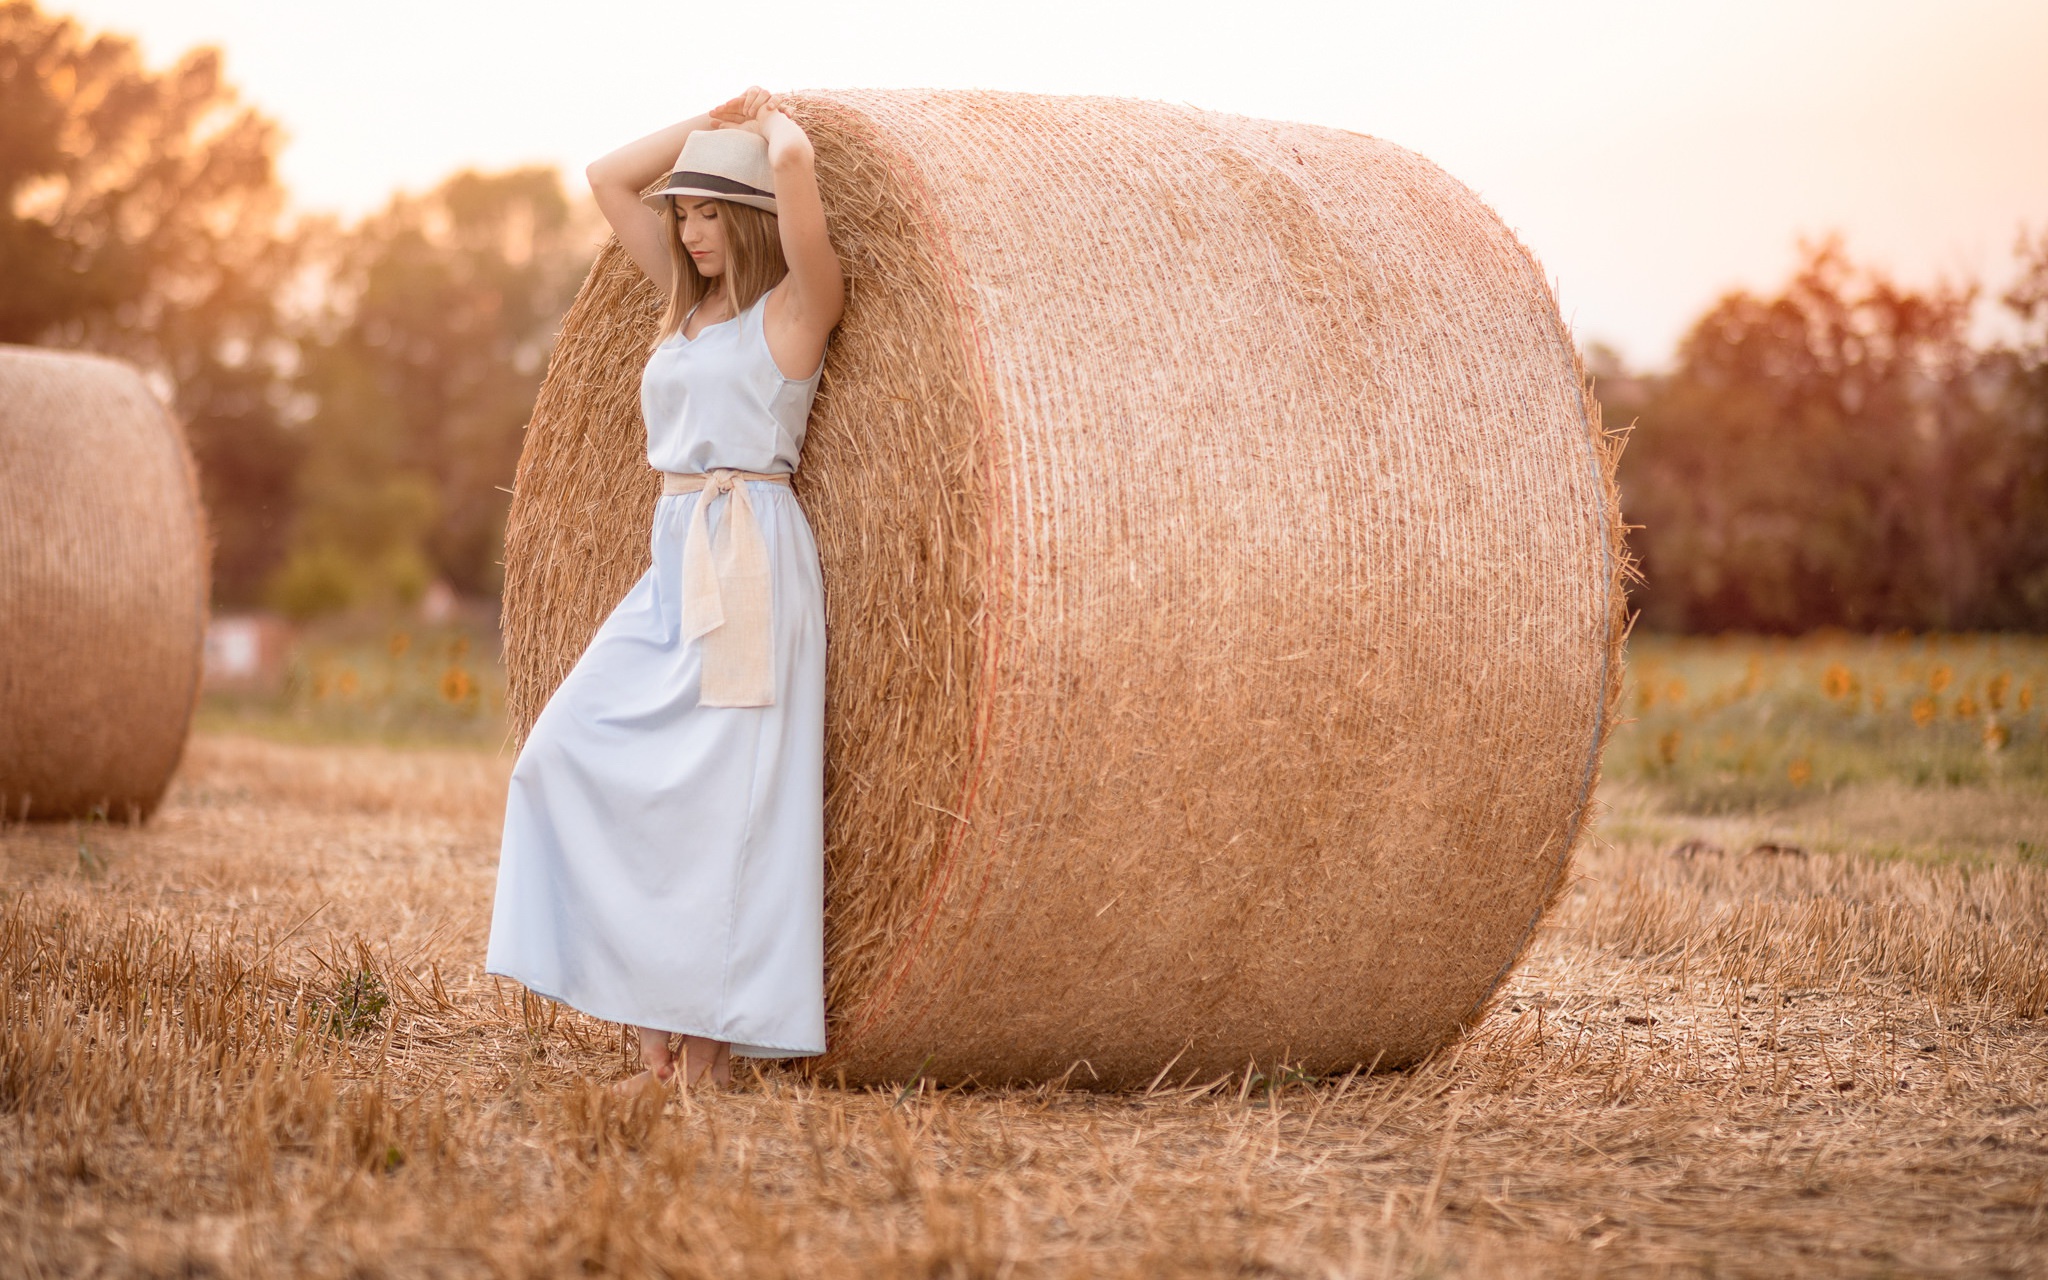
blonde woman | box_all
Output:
[484,87,844,1093]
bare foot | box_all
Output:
[678,1035,733,1089]
[613,1024,679,1096]
[611,1058,675,1097]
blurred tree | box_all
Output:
[1617,238,2044,632]
[1993,226,2048,623]
[0,1,302,603]
[275,168,590,616]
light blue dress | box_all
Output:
[485,289,828,1057]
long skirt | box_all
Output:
[484,480,827,1057]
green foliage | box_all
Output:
[196,619,506,747]
[277,168,591,612]
[1611,633,2048,813]
[321,969,389,1038]
[266,546,359,622]
[0,0,302,603]
[269,339,443,619]
[1609,236,2048,633]
[3,4,592,615]
[11,5,2041,635]
[266,540,434,621]
[1997,225,2048,611]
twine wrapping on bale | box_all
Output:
[0,346,210,822]
[502,92,1630,1087]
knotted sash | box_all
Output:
[662,468,791,707]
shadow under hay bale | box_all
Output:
[0,346,209,822]
[502,91,1629,1086]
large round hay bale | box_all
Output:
[0,346,209,822]
[504,91,1627,1086]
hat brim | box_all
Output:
[643,187,779,215]
[641,170,777,215]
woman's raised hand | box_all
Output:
[710,87,777,133]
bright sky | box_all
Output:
[61,0,2048,368]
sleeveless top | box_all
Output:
[640,288,825,475]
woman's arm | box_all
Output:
[586,113,716,286]
[715,88,845,379]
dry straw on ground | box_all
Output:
[502,91,1629,1085]
[0,345,208,822]
[3,736,2043,1276]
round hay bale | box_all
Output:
[503,91,1628,1087]
[0,346,209,822]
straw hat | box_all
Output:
[642,129,778,215]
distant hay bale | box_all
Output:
[0,346,209,822]
[502,91,1628,1086]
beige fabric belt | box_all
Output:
[661,468,792,707]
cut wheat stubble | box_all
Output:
[7,736,2043,1276]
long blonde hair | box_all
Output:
[654,198,787,346]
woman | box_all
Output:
[484,87,844,1093]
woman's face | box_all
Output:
[678,198,727,278]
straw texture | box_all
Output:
[0,346,210,822]
[502,92,1628,1087]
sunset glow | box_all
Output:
[54,0,2048,367]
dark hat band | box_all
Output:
[658,170,774,201]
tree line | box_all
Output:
[7,1,2045,631]
[1603,236,2048,632]
[2,1,591,616]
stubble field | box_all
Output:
[3,634,2046,1277]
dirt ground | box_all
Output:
[3,732,2045,1278]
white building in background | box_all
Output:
[202,614,294,692]
[420,580,458,624]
